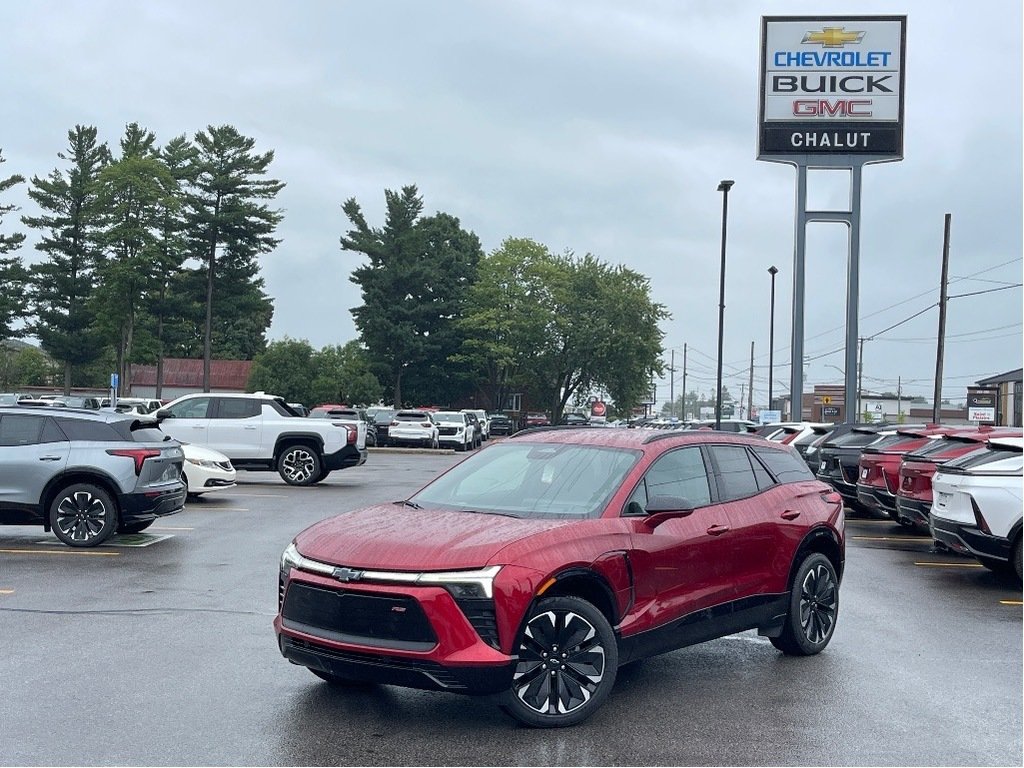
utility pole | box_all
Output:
[682,344,687,421]
[748,341,755,422]
[669,349,676,419]
[739,382,745,419]
[897,376,902,424]
[857,337,865,421]
[933,213,952,424]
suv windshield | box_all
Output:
[411,441,641,519]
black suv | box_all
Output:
[814,423,891,511]
[0,406,186,547]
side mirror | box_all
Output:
[154,409,172,421]
[640,495,697,531]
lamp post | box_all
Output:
[715,179,734,430]
[767,265,778,413]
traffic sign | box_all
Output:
[822,395,832,405]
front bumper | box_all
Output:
[929,516,1012,563]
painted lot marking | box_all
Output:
[913,561,983,568]
[195,507,251,512]
[151,526,194,531]
[999,600,1023,606]
[1,548,119,557]
[0,589,14,595]
[31,533,173,548]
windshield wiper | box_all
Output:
[457,508,521,518]
[394,499,422,509]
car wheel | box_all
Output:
[500,596,618,728]
[49,483,118,548]
[117,520,154,535]
[278,445,322,486]
[770,552,839,656]
[1012,535,1023,583]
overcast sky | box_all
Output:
[1,0,1020,409]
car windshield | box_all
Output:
[411,441,641,520]
[434,412,464,423]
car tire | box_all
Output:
[500,595,618,728]
[117,520,154,535]
[277,445,322,486]
[455,440,465,452]
[770,552,839,656]
[1012,535,1023,583]
[49,483,119,548]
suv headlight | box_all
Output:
[418,566,501,598]
[280,542,335,577]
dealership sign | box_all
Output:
[758,16,906,158]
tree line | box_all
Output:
[0,123,282,395]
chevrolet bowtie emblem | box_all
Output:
[332,567,364,582]
[802,27,865,47]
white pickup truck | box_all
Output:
[156,392,367,485]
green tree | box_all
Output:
[247,337,316,405]
[2,346,58,389]
[94,123,177,393]
[342,186,481,406]
[0,149,28,348]
[23,125,110,393]
[187,125,283,389]
[310,341,383,406]
[457,238,561,411]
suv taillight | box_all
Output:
[106,448,161,475]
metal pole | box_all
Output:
[857,337,865,420]
[768,266,778,410]
[933,213,952,424]
[715,179,734,430]
[791,167,807,421]
[682,344,687,421]
[844,166,863,424]
[669,349,675,419]
[748,341,755,422]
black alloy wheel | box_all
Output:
[49,483,119,548]
[277,445,322,486]
[771,552,839,656]
[501,596,618,728]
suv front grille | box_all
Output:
[282,582,437,648]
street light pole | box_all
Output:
[768,265,778,412]
[715,179,734,430]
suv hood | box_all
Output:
[293,504,575,570]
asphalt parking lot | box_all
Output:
[0,450,1020,766]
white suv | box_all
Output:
[388,410,439,449]
[462,408,490,440]
[930,436,1023,581]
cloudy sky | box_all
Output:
[1,0,1020,409]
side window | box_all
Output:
[165,397,212,419]
[56,419,122,442]
[626,447,711,514]
[753,447,815,483]
[709,445,760,501]
[40,418,68,444]
[749,451,776,491]
[0,415,44,446]
[215,398,261,419]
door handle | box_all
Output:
[781,510,801,520]
[191,425,205,429]
[707,524,731,536]
[244,426,257,430]
[38,455,62,461]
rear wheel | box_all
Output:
[500,596,618,728]
[49,483,118,548]
[1012,535,1023,582]
[771,552,839,656]
[278,445,322,486]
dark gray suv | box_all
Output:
[0,406,186,547]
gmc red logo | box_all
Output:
[792,99,873,117]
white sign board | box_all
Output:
[699,406,715,420]
[759,410,782,424]
[968,407,996,423]
[759,15,906,158]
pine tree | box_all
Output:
[0,148,28,348]
[22,126,110,393]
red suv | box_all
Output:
[275,428,845,727]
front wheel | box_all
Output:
[49,483,118,548]
[770,552,839,656]
[500,596,618,728]
[278,445,322,486]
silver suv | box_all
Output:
[0,406,186,547]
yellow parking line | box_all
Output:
[0,589,13,595]
[0,548,120,557]
[913,561,983,568]
[1000,600,1023,606]
[853,536,933,542]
